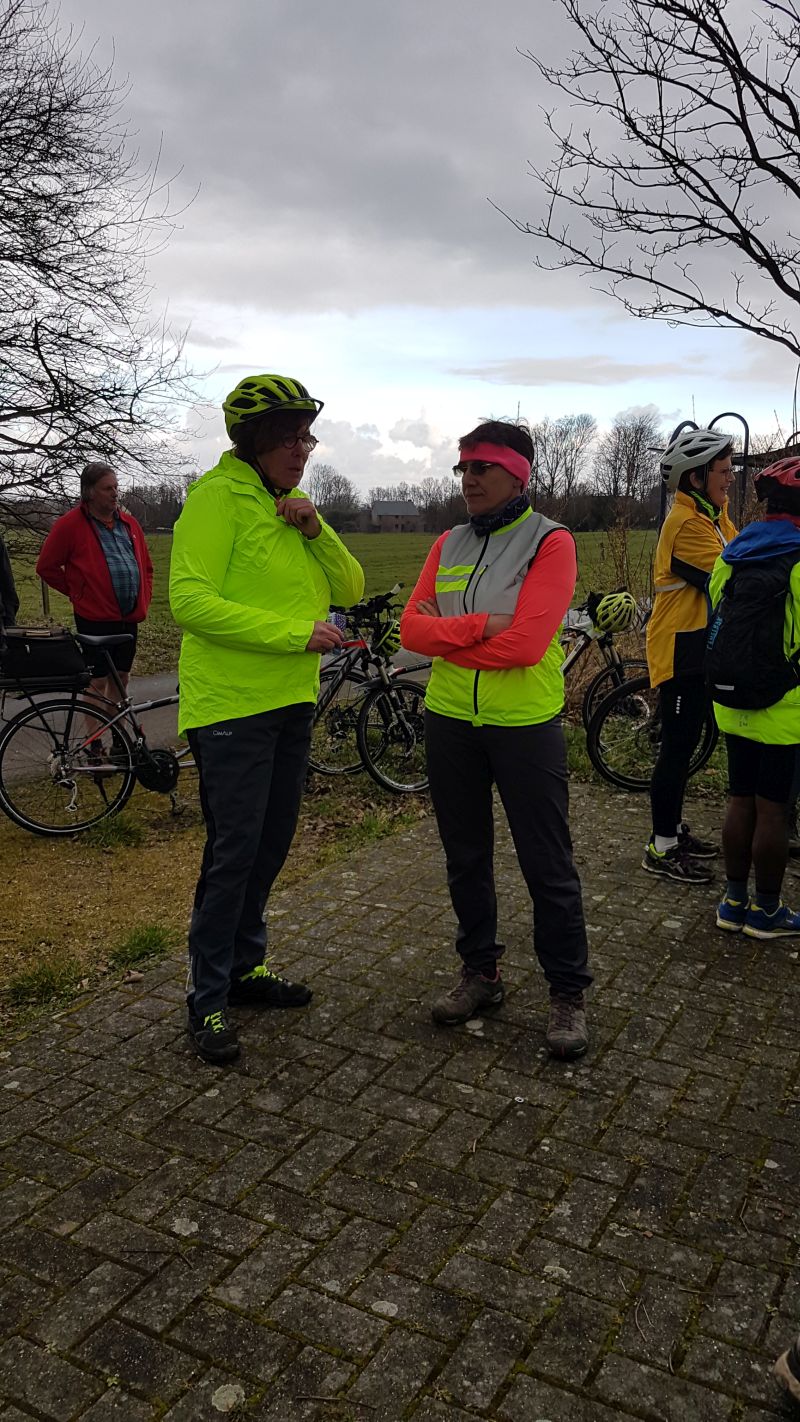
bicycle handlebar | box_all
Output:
[330,584,403,624]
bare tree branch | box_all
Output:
[507,0,800,360]
[0,0,196,518]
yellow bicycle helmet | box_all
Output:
[223,374,323,437]
[589,590,637,634]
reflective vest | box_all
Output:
[425,507,568,726]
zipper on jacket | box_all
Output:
[462,535,489,612]
[473,670,481,719]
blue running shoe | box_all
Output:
[743,902,800,939]
[716,897,749,932]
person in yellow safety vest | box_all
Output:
[642,429,737,885]
[709,455,800,939]
[400,419,592,1061]
[169,374,365,1066]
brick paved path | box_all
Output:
[2,782,799,1421]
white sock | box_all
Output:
[654,835,679,853]
[676,823,684,836]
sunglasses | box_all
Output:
[452,460,495,477]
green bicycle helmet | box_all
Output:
[374,619,401,656]
[589,590,637,634]
[223,374,324,438]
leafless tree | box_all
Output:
[415,474,464,532]
[122,477,188,530]
[530,413,597,512]
[304,463,361,529]
[0,0,193,516]
[514,0,800,361]
[368,481,418,505]
[593,407,663,512]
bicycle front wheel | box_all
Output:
[581,658,649,731]
[356,678,428,793]
[308,668,370,775]
[586,675,718,792]
[0,699,136,836]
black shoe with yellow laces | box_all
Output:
[188,1009,240,1065]
[228,963,312,1009]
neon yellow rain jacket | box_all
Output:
[169,451,364,733]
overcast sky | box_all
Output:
[57,0,800,490]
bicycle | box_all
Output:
[560,593,649,729]
[585,672,718,791]
[309,586,429,794]
[0,629,192,836]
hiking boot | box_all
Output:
[641,841,713,884]
[188,1009,240,1065]
[228,963,312,1009]
[743,902,800,939]
[774,1334,800,1404]
[715,896,749,933]
[546,993,588,1060]
[431,967,504,1026]
[678,822,718,858]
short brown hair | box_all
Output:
[459,419,534,464]
[233,409,311,462]
[80,462,115,499]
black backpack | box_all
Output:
[706,551,800,709]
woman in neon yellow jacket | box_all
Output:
[170,374,364,1065]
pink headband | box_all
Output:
[458,442,531,491]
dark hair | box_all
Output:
[459,419,534,465]
[80,462,116,499]
[677,441,733,494]
[233,408,311,462]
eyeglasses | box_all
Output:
[280,433,318,452]
[452,460,494,477]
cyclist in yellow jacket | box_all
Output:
[170,374,364,1065]
[643,429,737,884]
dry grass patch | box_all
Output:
[0,771,428,1024]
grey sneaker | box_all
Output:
[431,967,504,1026]
[546,993,588,1060]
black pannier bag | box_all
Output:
[0,627,90,691]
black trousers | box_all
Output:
[649,676,708,838]
[425,710,592,997]
[186,704,314,1019]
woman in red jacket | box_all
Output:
[36,463,153,703]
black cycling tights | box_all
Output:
[649,677,709,839]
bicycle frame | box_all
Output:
[1,649,193,772]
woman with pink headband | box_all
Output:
[400,419,592,1060]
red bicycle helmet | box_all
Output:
[754,455,800,508]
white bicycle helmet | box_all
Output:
[659,429,731,491]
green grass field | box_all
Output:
[7,526,656,675]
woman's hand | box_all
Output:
[416,597,440,617]
[276,495,321,540]
[305,621,345,653]
[484,614,514,638]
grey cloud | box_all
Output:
[312,417,454,492]
[388,418,434,447]
[53,0,597,315]
[453,355,704,387]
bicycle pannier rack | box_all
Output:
[0,627,91,692]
